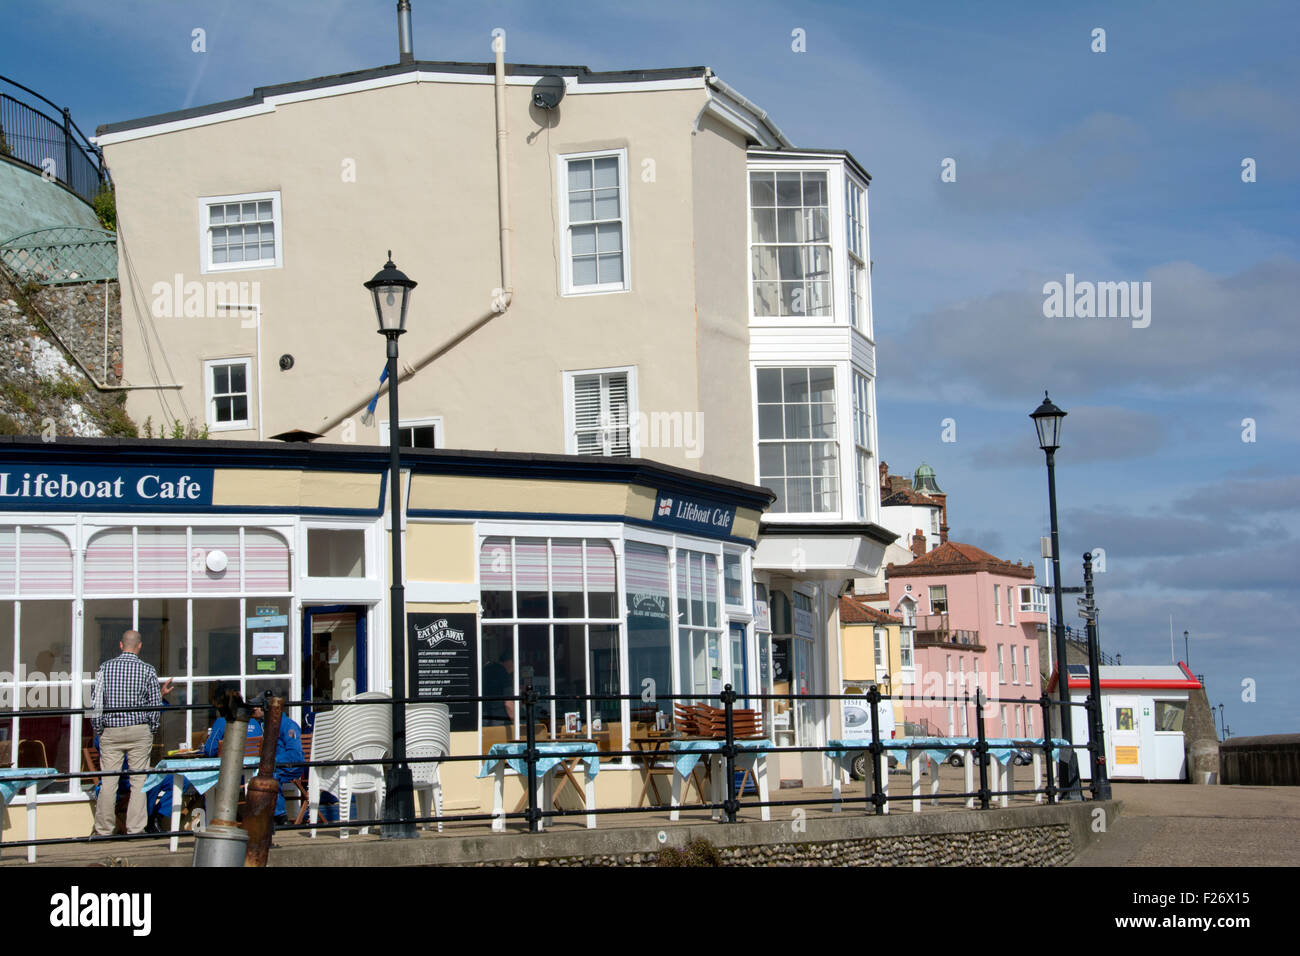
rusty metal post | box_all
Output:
[193,705,251,867]
[243,696,283,866]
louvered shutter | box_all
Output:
[573,375,603,455]
[606,373,630,456]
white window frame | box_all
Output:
[994,584,1002,624]
[198,190,282,274]
[562,366,639,457]
[1024,645,1032,685]
[378,416,444,449]
[852,372,873,521]
[557,148,631,296]
[1008,585,1015,625]
[997,644,1006,683]
[754,365,841,518]
[203,357,253,432]
[1011,644,1018,684]
[747,159,845,324]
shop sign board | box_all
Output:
[246,615,288,629]
[0,465,214,509]
[793,606,814,639]
[651,491,736,538]
[408,613,478,732]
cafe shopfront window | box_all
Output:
[479,536,620,751]
[1,526,76,792]
[479,531,748,758]
[676,549,721,705]
[2,521,292,797]
[81,524,293,764]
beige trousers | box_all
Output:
[94,724,155,835]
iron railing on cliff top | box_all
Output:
[0,75,108,206]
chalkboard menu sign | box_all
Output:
[407,613,478,732]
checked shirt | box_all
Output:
[91,653,163,735]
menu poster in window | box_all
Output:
[407,613,478,732]
[772,640,790,683]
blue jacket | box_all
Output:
[275,715,305,778]
[201,716,264,757]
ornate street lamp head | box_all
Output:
[364,251,417,334]
[1030,390,1066,452]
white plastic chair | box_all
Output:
[307,710,337,838]
[406,703,451,832]
[331,692,393,838]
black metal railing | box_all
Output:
[0,75,107,207]
[0,682,1109,858]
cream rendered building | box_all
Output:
[93,42,894,785]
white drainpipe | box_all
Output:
[493,31,513,307]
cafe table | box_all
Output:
[0,767,58,862]
[143,754,261,852]
[667,739,771,822]
[827,737,984,814]
[478,741,600,831]
[985,738,1072,807]
[628,735,676,807]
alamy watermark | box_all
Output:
[1042,273,1151,328]
[150,274,261,321]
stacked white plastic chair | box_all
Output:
[306,709,337,838]
[406,703,451,832]
[320,691,393,838]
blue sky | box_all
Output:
[6,0,1297,736]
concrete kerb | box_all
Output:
[262,800,1121,867]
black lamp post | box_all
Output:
[1031,391,1079,799]
[1184,630,1190,669]
[364,252,418,839]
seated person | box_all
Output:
[249,690,305,825]
[201,689,263,757]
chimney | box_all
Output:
[397,0,414,64]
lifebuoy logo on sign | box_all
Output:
[657,497,673,516]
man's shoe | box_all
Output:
[273,814,288,826]
[144,815,162,834]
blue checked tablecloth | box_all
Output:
[668,739,773,778]
[477,742,601,779]
[826,737,1072,767]
[827,737,969,765]
[143,756,261,795]
[985,738,1072,766]
[0,767,58,806]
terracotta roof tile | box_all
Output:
[881,489,943,508]
[839,595,902,625]
[885,540,1035,580]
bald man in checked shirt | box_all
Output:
[91,630,174,836]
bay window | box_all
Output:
[757,366,839,514]
[845,178,867,330]
[852,371,872,520]
[750,170,832,316]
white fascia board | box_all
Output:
[96,72,706,146]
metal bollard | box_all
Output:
[243,695,283,866]
[193,705,252,867]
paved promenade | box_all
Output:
[1070,783,1300,866]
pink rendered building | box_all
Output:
[885,542,1048,739]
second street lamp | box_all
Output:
[1031,391,1079,799]
[364,251,418,839]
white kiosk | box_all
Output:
[1051,663,1203,782]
